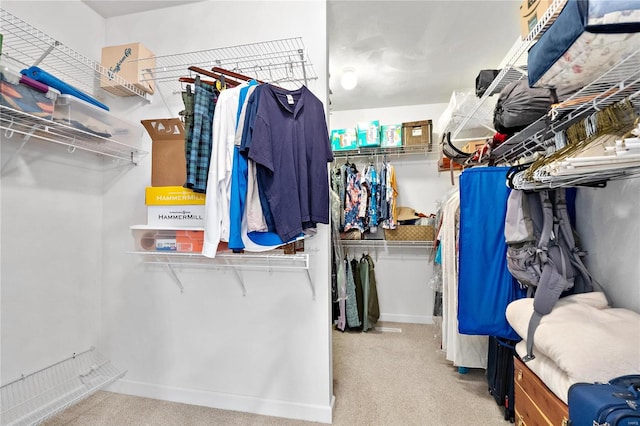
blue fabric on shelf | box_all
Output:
[457,167,525,341]
[21,66,110,111]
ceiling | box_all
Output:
[83,0,523,112]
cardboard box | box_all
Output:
[520,0,554,38]
[402,120,432,147]
[380,124,402,147]
[101,42,155,96]
[145,186,205,205]
[142,118,186,187]
[176,230,204,253]
[356,120,380,147]
[330,128,358,151]
[462,140,486,154]
[438,156,464,172]
[147,205,205,227]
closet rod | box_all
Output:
[212,66,265,84]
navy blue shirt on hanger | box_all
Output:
[248,84,333,242]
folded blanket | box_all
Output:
[21,66,109,111]
[506,292,640,389]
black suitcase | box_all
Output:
[487,336,517,422]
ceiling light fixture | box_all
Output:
[340,68,358,91]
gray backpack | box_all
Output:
[504,188,594,361]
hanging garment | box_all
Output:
[238,85,276,235]
[228,81,259,252]
[378,164,388,222]
[351,258,364,329]
[248,85,334,242]
[331,250,339,324]
[343,167,364,233]
[458,167,525,340]
[345,258,361,328]
[359,255,371,331]
[185,79,217,193]
[203,83,246,257]
[381,163,398,229]
[331,166,346,231]
[336,257,347,331]
[365,165,379,231]
[331,189,347,331]
[441,191,488,369]
[180,84,194,157]
[364,254,380,327]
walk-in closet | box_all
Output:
[1,1,639,425]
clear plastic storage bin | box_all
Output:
[53,94,142,147]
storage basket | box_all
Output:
[402,120,433,147]
[384,225,435,241]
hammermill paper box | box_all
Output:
[147,205,205,227]
[145,186,205,206]
[101,42,155,96]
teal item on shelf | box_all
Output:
[330,128,358,151]
[356,120,380,147]
[380,124,402,147]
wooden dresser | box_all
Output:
[514,356,569,426]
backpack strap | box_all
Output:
[537,190,554,261]
[554,189,594,294]
[524,190,566,362]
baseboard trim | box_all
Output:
[107,379,333,424]
[379,313,433,324]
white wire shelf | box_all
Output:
[331,143,437,159]
[449,0,568,142]
[492,50,640,165]
[339,240,434,249]
[0,8,148,100]
[136,37,318,93]
[128,250,315,298]
[130,250,310,270]
[0,347,126,426]
[0,105,148,165]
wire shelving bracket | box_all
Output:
[128,251,315,299]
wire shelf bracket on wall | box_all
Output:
[136,37,318,94]
[0,347,126,426]
[0,8,150,101]
[128,251,315,299]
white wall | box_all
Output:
[100,1,333,423]
[330,104,453,324]
[1,1,333,423]
[577,179,640,312]
[1,0,107,386]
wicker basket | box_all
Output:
[384,225,435,241]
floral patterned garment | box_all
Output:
[343,167,364,232]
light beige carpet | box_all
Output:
[44,323,508,425]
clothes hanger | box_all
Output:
[187,66,241,88]
[211,66,265,84]
[179,76,218,87]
